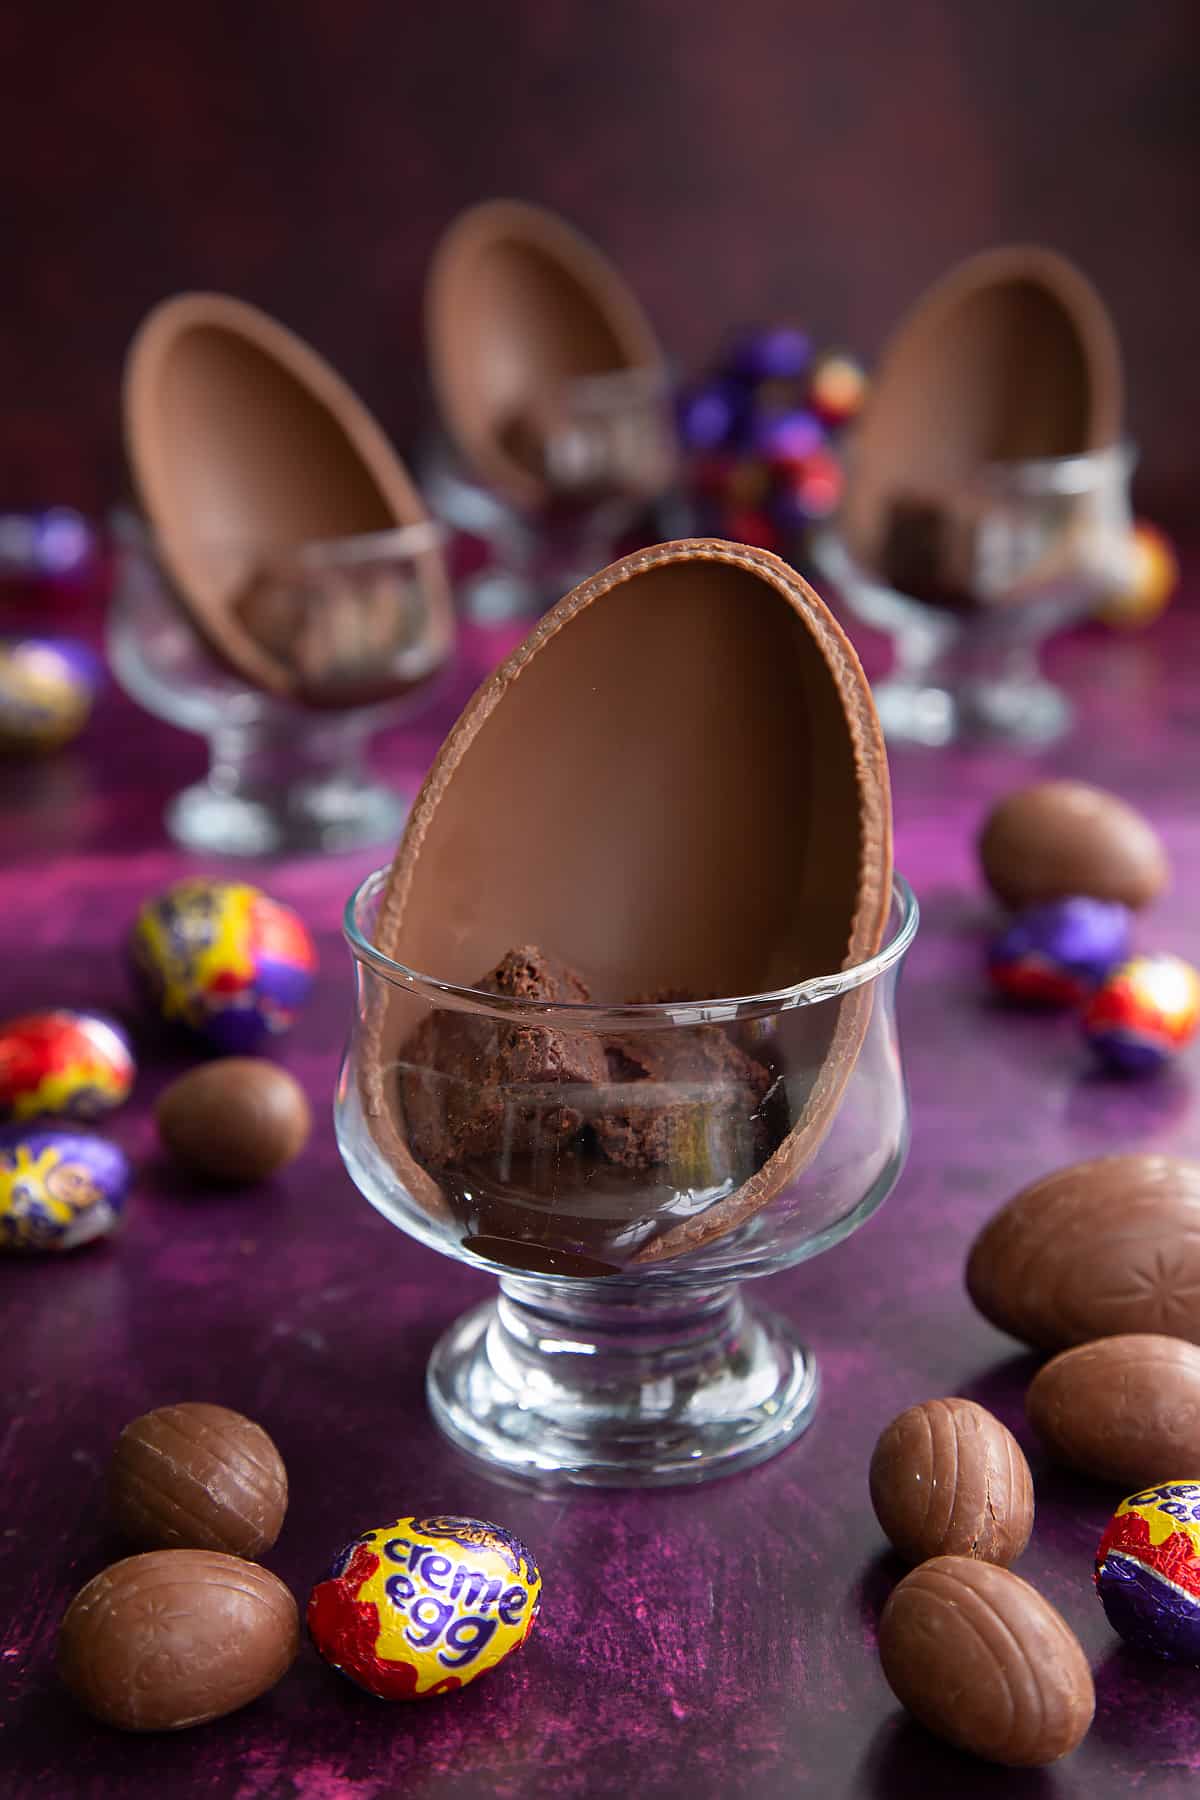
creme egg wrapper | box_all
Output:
[0,1125,131,1252]
[988,897,1132,1007]
[1096,1483,1200,1662]
[0,1009,135,1121]
[307,1514,541,1699]
[0,637,99,752]
[1083,953,1200,1075]
[128,878,316,1052]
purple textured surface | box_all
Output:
[3,585,1200,1797]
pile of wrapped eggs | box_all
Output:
[979,779,1199,1074]
[0,877,316,1254]
[675,326,866,554]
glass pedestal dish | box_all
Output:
[337,871,918,1487]
[420,365,680,623]
[107,519,454,856]
[814,443,1135,747]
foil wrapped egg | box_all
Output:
[128,879,316,1053]
[988,898,1132,1007]
[1099,521,1179,630]
[1083,953,1200,1075]
[807,351,868,426]
[1096,1483,1200,1661]
[0,1009,135,1121]
[0,637,99,753]
[307,1514,542,1700]
[0,1125,130,1252]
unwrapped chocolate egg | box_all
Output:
[0,636,99,752]
[0,1125,130,1251]
[308,1514,541,1699]
[987,897,1131,1006]
[967,1153,1200,1350]
[978,780,1168,912]
[109,1402,288,1557]
[1027,1333,1200,1488]
[0,1009,135,1121]
[879,1556,1094,1766]
[155,1058,311,1182]
[1082,953,1200,1075]
[1095,1482,1200,1662]
[870,1397,1033,1566]
[128,879,316,1052]
[59,1549,298,1731]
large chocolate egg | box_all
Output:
[0,1008,135,1121]
[0,1125,130,1251]
[842,246,1122,585]
[128,879,316,1052]
[125,293,451,703]
[426,199,671,512]
[365,538,892,1269]
[308,1514,541,1699]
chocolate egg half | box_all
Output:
[125,292,451,703]
[427,199,670,512]
[364,538,892,1270]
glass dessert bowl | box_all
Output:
[336,870,918,1488]
[814,442,1136,747]
[107,517,455,856]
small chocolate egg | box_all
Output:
[155,1059,310,1182]
[0,1125,130,1251]
[59,1549,298,1731]
[879,1557,1094,1766]
[870,1397,1034,1566]
[987,897,1132,1006]
[978,780,1168,912]
[1095,1482,1200,1662]
[0,636,99,752]
[0,1008,135,1121]
[109,1402,288,1557]
[1083,953,1200,1075]
[308,1514,541,1699]
[722,325,812,383]
[128,878,316,1052]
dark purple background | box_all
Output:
[2,0,1198,514]
[3,571,1200,1796]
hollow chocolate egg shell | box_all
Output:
[426,199,670,513]
[124,292,451,704]
[842,245,1122,584]
[0,1125,130,1252]
[365,539,892,1270]
[0,1008,135,1121]
[1096,1482,1200,1662]
[308,1514,541,1699]
[128,878,316,1052]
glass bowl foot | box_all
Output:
[166,773,407,857]
[426,1277,820,1489]
[872,672,1073,749]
